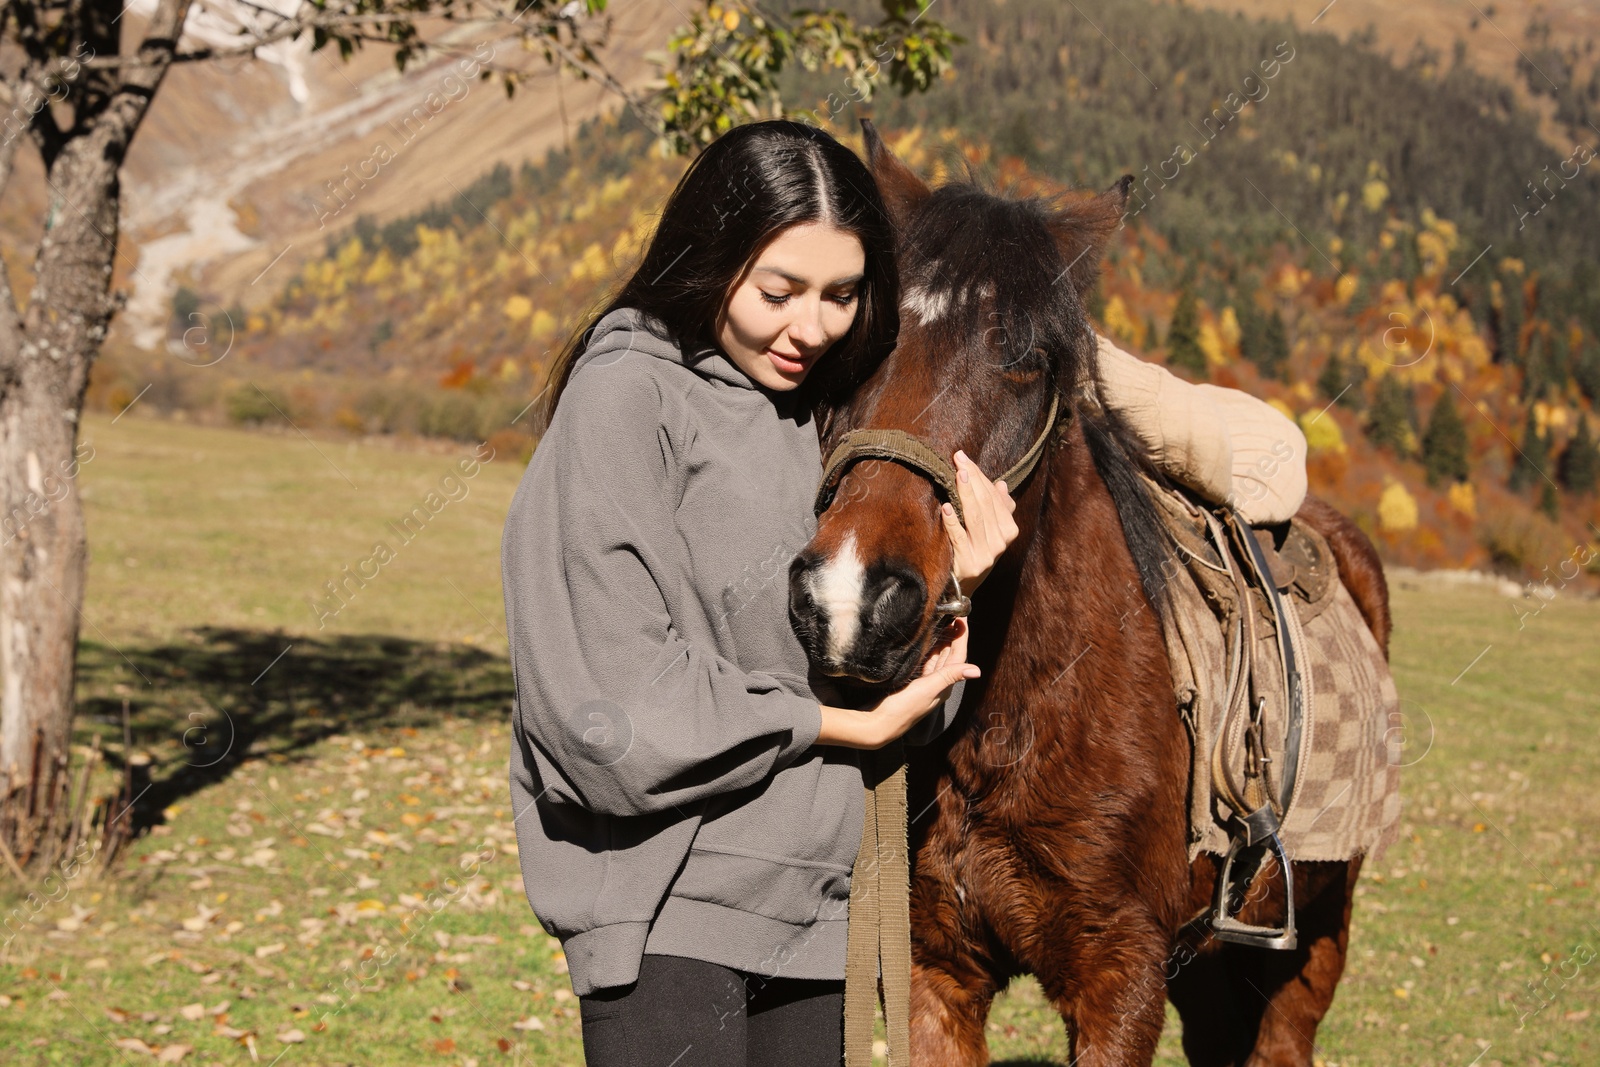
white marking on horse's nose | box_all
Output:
[811,532,866,665]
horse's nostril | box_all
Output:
[788,553,825,636]
[865,570,926,642]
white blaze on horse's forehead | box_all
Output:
[812,532,867,664]
[902,284,951,325]
[901,281,996,325]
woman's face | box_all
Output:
[716,221,866,392]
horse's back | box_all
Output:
[1295,493,1392,661]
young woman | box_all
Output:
[501,119,1018,1067]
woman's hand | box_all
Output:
[816,618,977,750]
[940,449,1020,594]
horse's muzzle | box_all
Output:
[789,550,930,686]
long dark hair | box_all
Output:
[536,120,899,433]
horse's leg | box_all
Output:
[1168,947,1257,1066]
[908,955,1002,1067]
[1033,904,1173,1067]
[1169,855,1258,1066]
[1227,858,1361,1067]
[1170,856,1361,1066]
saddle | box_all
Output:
[1140,473,1333,951]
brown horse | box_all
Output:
[788,124,1393,1066]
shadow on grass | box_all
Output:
[74,626,514,835]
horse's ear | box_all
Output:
[1049,174,1133,298]
[861,118,930,231]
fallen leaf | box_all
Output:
[512,1016,545,1031]
[180,905,222,932]
[277,1029,306,1044]
[157,1045,192,1063]
[179,1004,205,1021]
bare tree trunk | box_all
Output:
[0,150,111,861]
[0,0,189,869]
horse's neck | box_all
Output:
[1023,429,1146,626]
[959,431,1159,764]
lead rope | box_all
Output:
[844,742,909,1066]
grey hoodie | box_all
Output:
[503,307,964,995]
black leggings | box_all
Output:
[578,952,844,1067]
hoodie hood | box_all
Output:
[575,307,798,411]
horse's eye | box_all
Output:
[999,347,1048,385]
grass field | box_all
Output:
[0,412,1596,1066]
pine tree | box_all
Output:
[1494,279,1524,363]
[1575,339,1600,404]
[1519,330,1568,401]
[1316,350,1346,404]
[1421,391,1470,486]
[1539,479,1560,520]
[1367,376,1416,456]
[1509,406,1551,493]
[1144,313,1160,352]
[1559,416,1600,495]
[1262,310,1289,378]
[1240,304,1290,379]
[1167,286,1205,376]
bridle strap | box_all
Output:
[813,390,1063,528]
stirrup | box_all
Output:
[1208,807,1297,950]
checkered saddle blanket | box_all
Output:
[1140,474,1403,864]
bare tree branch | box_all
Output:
[96,0,195,145]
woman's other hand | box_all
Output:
[816,618,977,749]
[940,449,1020,593]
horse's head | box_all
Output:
[789,121,1133,687]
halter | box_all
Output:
[813,384,1075,621]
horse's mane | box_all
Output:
[1080,404,1177,625]
[903,179,1178,623]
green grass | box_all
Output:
[0,413,1596,1065]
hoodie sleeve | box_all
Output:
[1193,383,1309,524]
[1094,332,1307,523]
[502,363,824,819]
[1093,331,1235,503]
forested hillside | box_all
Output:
[85,0,1600,582]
